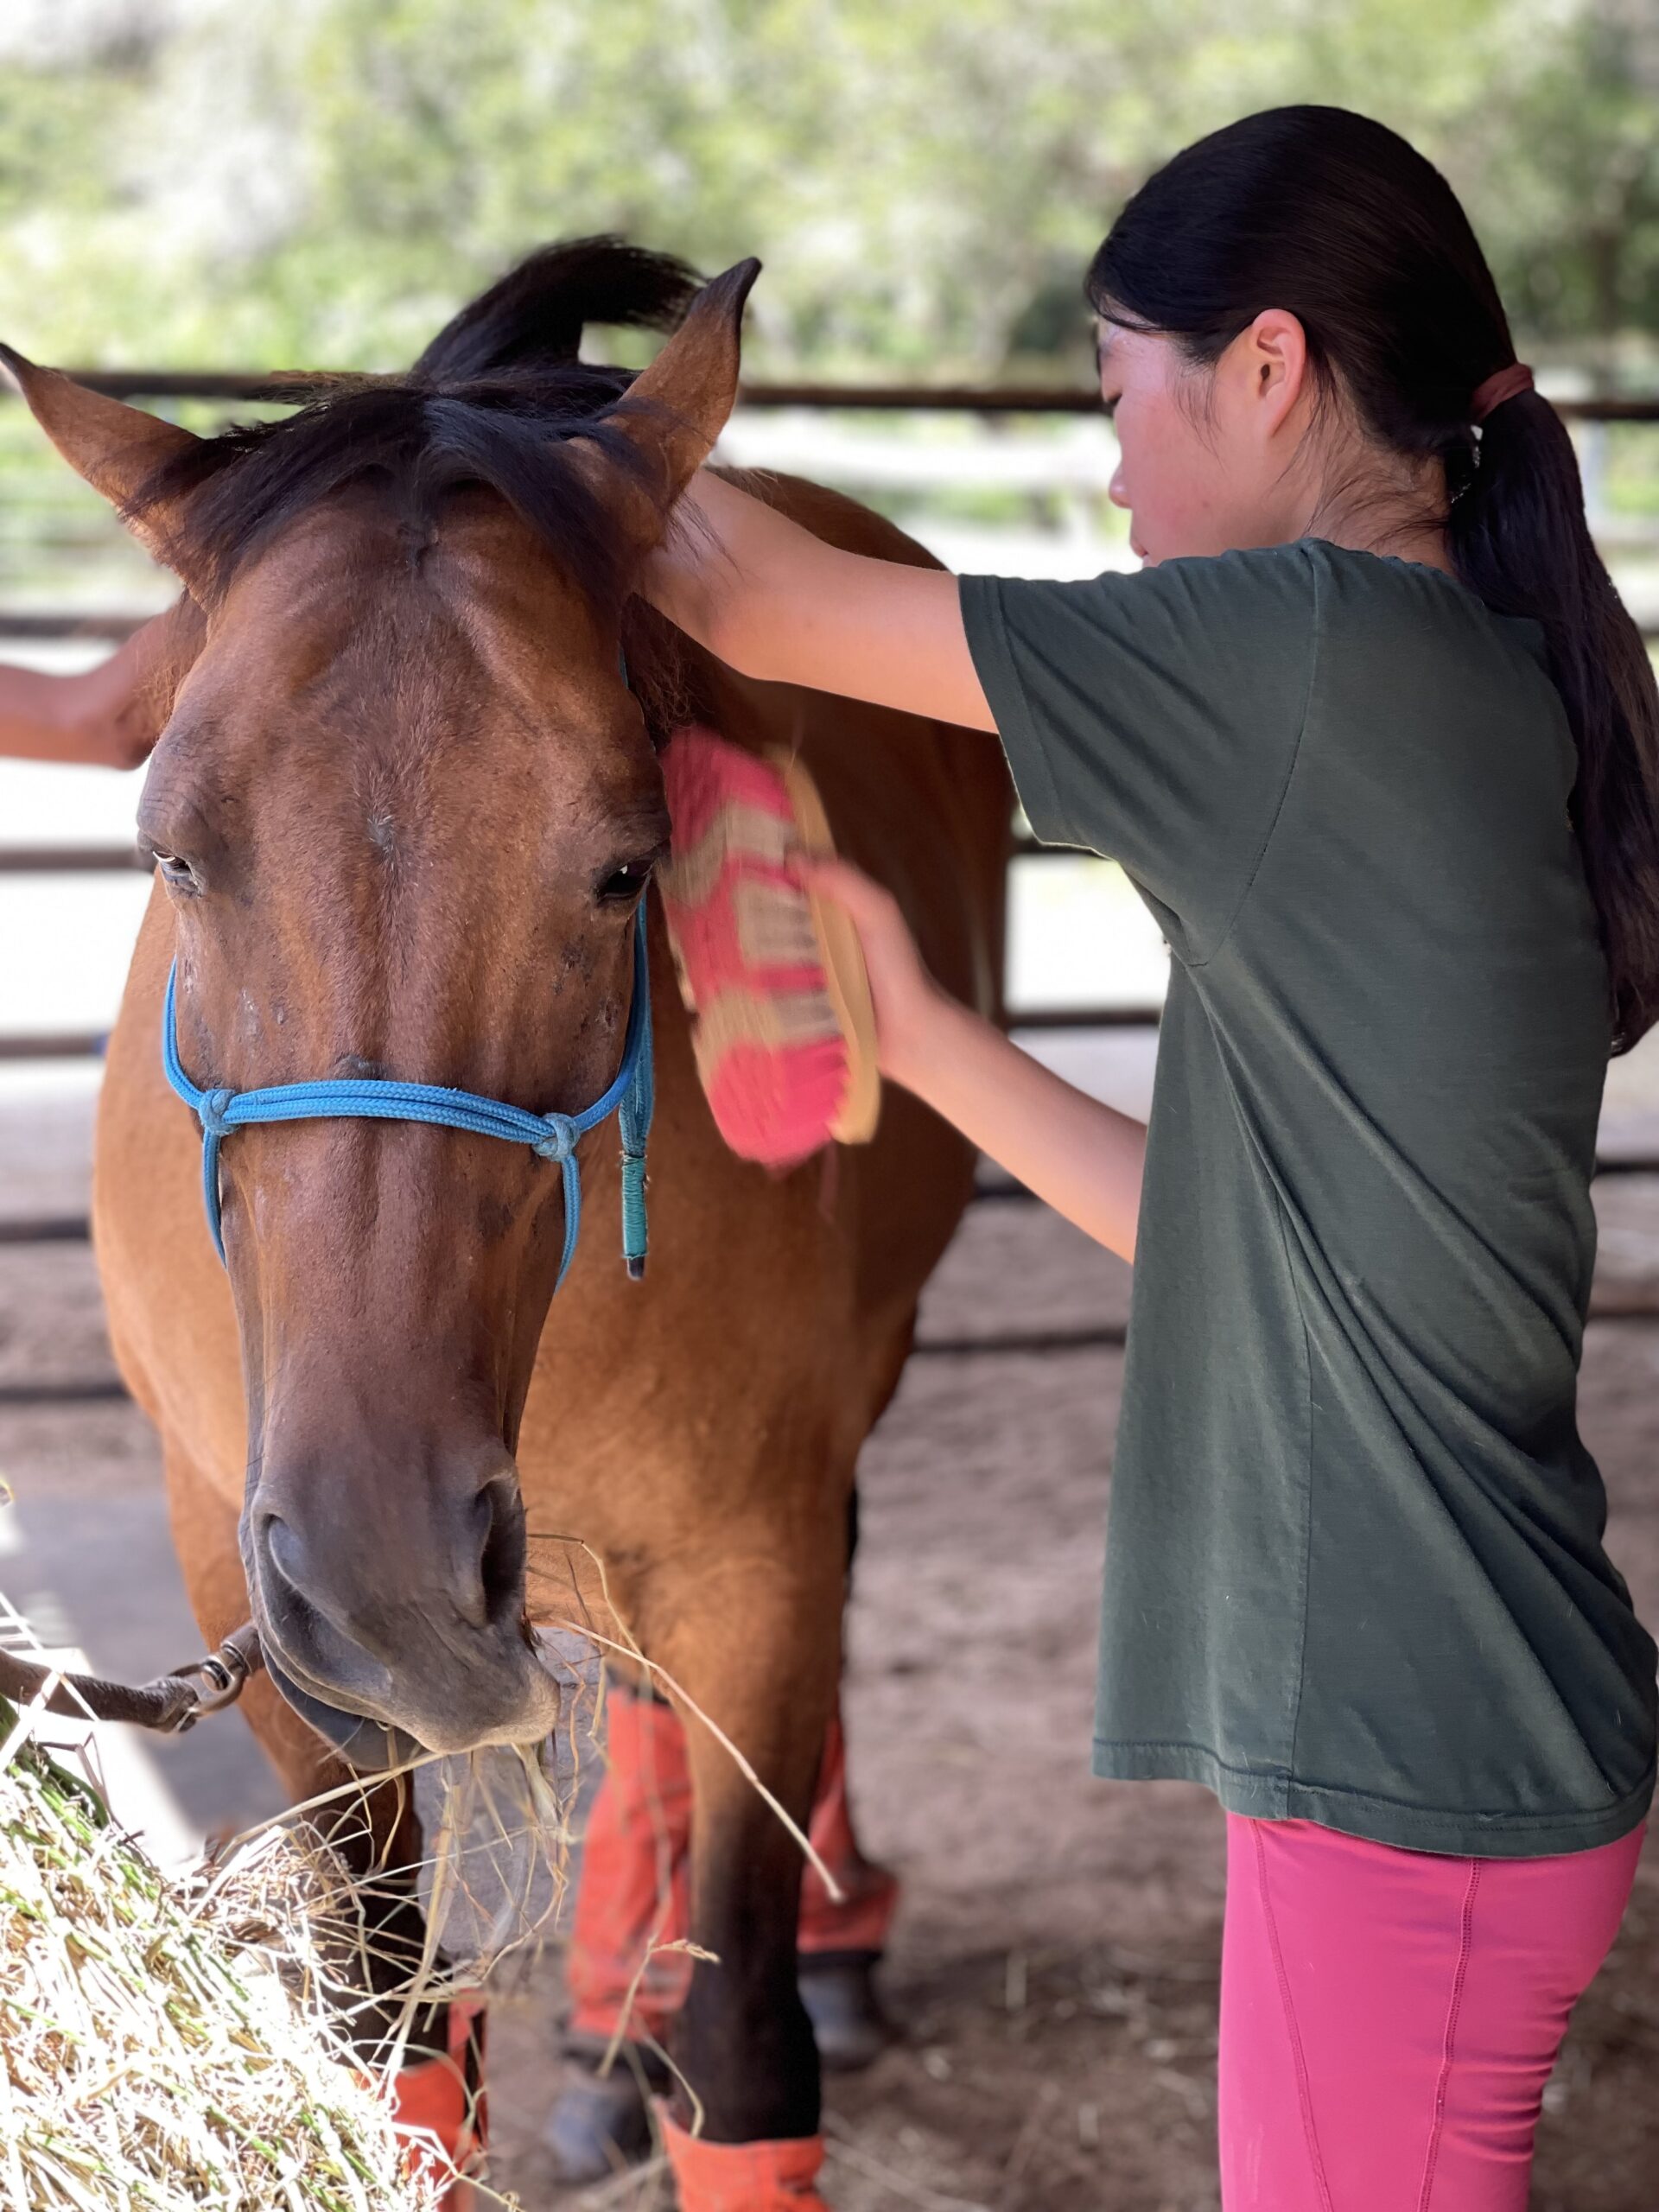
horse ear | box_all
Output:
[0,346,211,590]
[588,258,761,550]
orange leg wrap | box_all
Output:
[567,1692,898,2050]
[387,1995,488,2210]
[661,2111,830,2212]
[566,1689,696,2047]
[798,1710,899,1958]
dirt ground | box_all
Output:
[4,1148,1659,2209]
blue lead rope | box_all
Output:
[162,908,654,1287]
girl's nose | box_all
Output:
[1109,463,1130,510]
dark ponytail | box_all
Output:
[1453,388,1659,1048]
[1087,105,1659,1051]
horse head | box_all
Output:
[3,242,758,1758]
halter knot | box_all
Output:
[198,1087,235,1139]
[534,1112,580,1163]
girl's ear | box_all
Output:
[0,347,215,595]
[1238,309,1311,432]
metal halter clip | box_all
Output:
[167,1630,259,1732]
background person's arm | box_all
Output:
[804,857,1145,1262]
[642,469,998,731]
[0,611,184,768]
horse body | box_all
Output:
[17,246,1009,2167]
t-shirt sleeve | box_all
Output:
[958,544,1318,962]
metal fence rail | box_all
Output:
[0,846,147,872]
[4,372,1659,1057]
[0,614,147,642]
[16,1197,1659,1409]
[16,373,1659,420]
[0,836,1168,1059]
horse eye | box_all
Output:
[148,849,199,893]
[597,855,658,904]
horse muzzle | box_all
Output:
[245,1459,562,1759]
[257,1618,563,1763]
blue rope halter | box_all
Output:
[162,908,654,1288]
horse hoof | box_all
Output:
[800,1955,894,2072]
[543,2058,653,2185]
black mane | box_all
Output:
[130,238,703,616]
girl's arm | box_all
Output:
[642,470,998,732]
[0,611,183,768]
[805,858,1145,1262]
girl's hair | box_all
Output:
[1088,105,1659,1052]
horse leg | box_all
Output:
[796,1706,899,2068]
[547,1675,896,2180]
[162,1440,482,2185]
[650,1541,843,2210]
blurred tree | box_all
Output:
[0,0,1654,382]
[1485,0,1659,367]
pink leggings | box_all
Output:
[1219,1813,1643,2209]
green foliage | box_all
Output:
[0,0,1655,378]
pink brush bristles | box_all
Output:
[659,727,874,1170]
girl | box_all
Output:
[642,105,1659,2209]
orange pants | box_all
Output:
[566,1686,898,2049]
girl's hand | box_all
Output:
[792,855,944,1090]
[0,603,201,769]
[71,687,156,771]
[79,605,203,770]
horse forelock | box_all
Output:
[125,368,667,612]
[412,235,700,382]
[125,237,708,616]
[124,238,719,757]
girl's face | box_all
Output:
[1098,314,1317,565]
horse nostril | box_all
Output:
[263,1513,308,1592]
[476,1476,526,1624]
[252,1508,392,1694]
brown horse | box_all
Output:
[4,243,1008,2183]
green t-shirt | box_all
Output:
[961,539,1656,1857]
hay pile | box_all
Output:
[0,1692,445,2211]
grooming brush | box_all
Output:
[658,726,880,1169]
